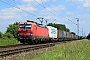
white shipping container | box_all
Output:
[47,26,57,38]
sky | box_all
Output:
[0,0,90,36]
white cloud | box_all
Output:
[83,1,89,7]
[0,4,36,19]
[22,0,33,2]
[22,0,47,3]
[41,5,66,15]
[80,21,86,24]
[35,4,68,24]
[0,9,21,19]
[18,4,36,12]
[66,0,90,8]
[77,14,90,18]
[52,0,56,2]
[66,12,74,15]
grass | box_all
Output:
[0,38,20,46]
[1,39,90,60]
[20,39,90,60]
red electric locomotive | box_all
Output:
[17,20,49,44]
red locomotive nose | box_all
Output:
[18,30,32,37]
[18,23,32,36]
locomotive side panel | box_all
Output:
[36,26,48,37]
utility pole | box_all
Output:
[81,28,83,38]
[76,18,79,39]
[84,32,86,38]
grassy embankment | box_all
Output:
[0,38,20,46]
[21,39,90,60]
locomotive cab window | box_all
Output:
[20,24,25,30]
[25,24,32,30]
[20,24,32,30]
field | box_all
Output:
[20,39,90,60]
[0,38,20,46]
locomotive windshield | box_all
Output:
[20,24,32,30]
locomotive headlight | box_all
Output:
[30,33,33,36]
[18,33,23,36]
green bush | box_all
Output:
[0,31,3,38]
[3,32,14,38]
[87,33,90,39]
[6,22,19,38]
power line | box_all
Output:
[50,0,64,11]
[12,0,37,15]
[44,2,62,17]
[12,0,70,24]
[13,0,20,4]
[33,0,62,20]
[44,1,77,25]
[68,19,77,25]
[0,0,37,17]
[1,0,77,26]
[13,0,19,6]
[13,0,61,20]
[34,0,72,25]
[50,0,77,25]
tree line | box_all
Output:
[87,33,90,39]
[47,23,76,35]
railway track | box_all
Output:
[0,40,74,60]
[0,43,55,58]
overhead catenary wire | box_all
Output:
[35,0,74,25]
[13,0,21,6]
[12,0,61,23]
[50,0,66,15]
[11,0,71,24]
[0,0,37,17]
[42,1,76,24]
[12,0,70,24]
[13,0,22,5]
[1,0,77,25]
[40,0,77,28]
[13,0,62,21]
[33,0,63,20]
[44,2,62,17]
[50,0,77,25]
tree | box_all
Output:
[87,33,90,39]
[47,23,70,32]
[6,22,19,38]
[71,32,76,35]
[3,32,14,38]
[0,31,3,38]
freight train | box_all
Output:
[17,20,78,44]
